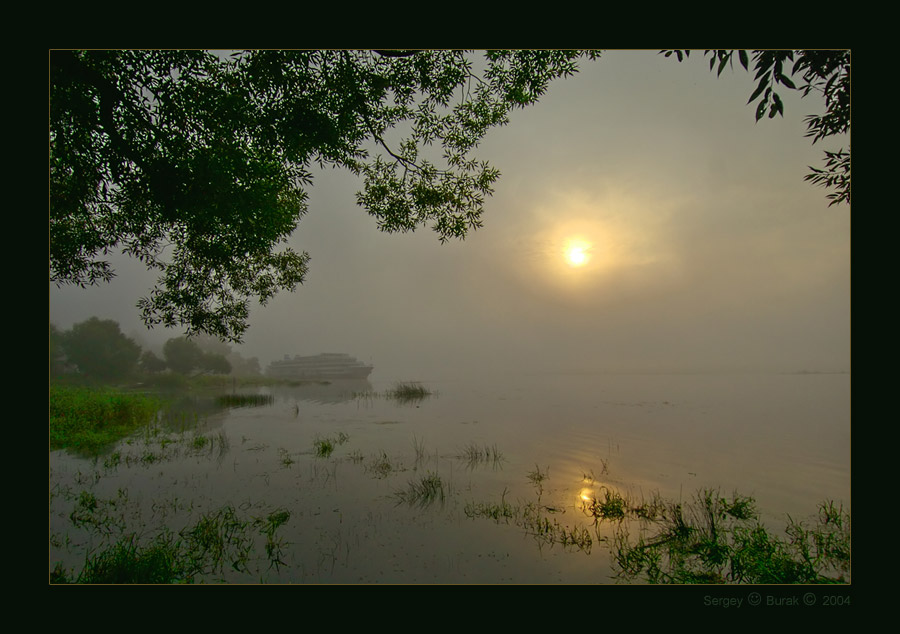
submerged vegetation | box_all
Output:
[386,381,432,402]
[50,375,849,585]
[458,442,505,469]
[393,472,446,508]
[355,382,435,406]
[313,432,350,458]
[466,477,850,583]
[465,480,594,554]
[366,450,402,478]
[216,393,274,408]
[51,505,292,583]
[607,491,850,584]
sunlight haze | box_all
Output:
[49,50,851,381]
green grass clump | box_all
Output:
[459,442,505,469]
[365,451,399,478]
[526,465,549,496]
[586,487,630,521]
[278,448,295,466]
[611,490,851,584]
[50,385,162,453]
[394,472,445,508]
[51,504,293,584]
[385,382,432,403]
[315,438,334,458]
[466,468,850,577]
[313,432,350,458]
[216,394,274,408]
[51,534,183,584]
[465,488,517,522]
[466,483,593,553]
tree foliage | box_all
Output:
[162,337,201,375]
[662,49,850,207]
[50,49,600,342]
[49,323,67,376]
[59,317,141,381]
[162,336,230,375]
[228,355,261,377]
[139,349,167,374]
[199,351,232,375]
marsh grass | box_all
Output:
[52,503,293,583]
[51,533,184,584]
[458,442,504,469]
[50,385,242,468]
[386,381,432,402]
[346,449,365,464]
[610,489,851,584]
[190,435,210,452]
[68,489,129,535]
[581,485,668,524]
[630,491,668,522]
[464,488,517,522]
[519,502,593,553]
[353,382,434,407]
[253,509,292,571]
[214,431,230,457]
[526,465,549,497]
[216,394,274,408]
[465,483,592,553]
[52,393,849,585]
[95,420,232,467]
[412,435,427,467]
[365,451,402,478]
[313,432,350,458]
[466,470,851,573]
[557,524,593,551]
[50,385,162,453]
[278,447,295,467]
[353,390,378,407]
[585,487,630,522]
[394,472,446,508]
[103,452,122,470]
[315,438,334,458]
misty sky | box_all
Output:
[49,50,851,380]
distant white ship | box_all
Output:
[267,353,374,380]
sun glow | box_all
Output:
[565,240,592,267]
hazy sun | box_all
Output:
[565,241,591,267]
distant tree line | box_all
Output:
[50,316,261,383]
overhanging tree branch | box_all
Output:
[661,49,850,207]
[51,49,598,341]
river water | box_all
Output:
[48,371,850,584]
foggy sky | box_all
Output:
[49,51,851,380]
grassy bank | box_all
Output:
[49,385,162,453]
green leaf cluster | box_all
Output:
[662,49,850,207]
[51,50,599,341]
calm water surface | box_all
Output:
[49,371,850,584]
